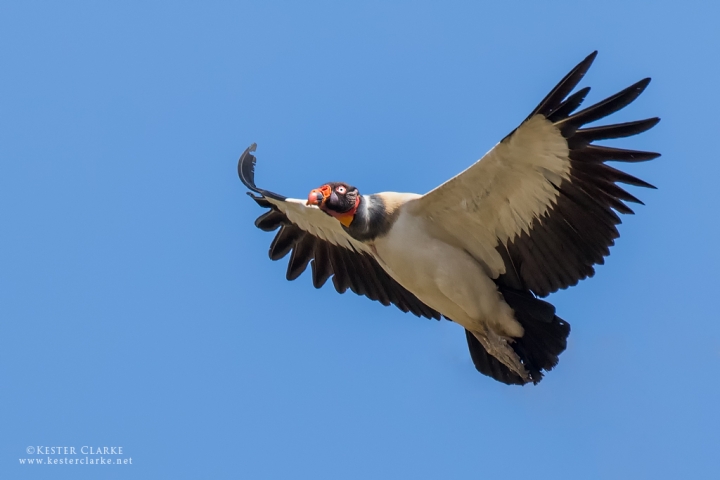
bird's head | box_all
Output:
[307,182,360,227]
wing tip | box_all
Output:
[528,50,599,120]
[584,50,599,65]
[238,143,259,190]
[574,50,598,77]
[635,77,652,93]
[237,143,288,202]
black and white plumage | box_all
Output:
[238,52,660,385]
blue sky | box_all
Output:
[1,1,719,479]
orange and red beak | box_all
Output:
[307,184,332,206]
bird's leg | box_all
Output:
[472,329,530,383]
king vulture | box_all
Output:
[238,51,659,385]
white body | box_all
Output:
[372,206,523,338]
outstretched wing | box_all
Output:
[238,144,441,320]
[409,51,660,297]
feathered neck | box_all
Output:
[345,194,402,242]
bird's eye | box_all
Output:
[337,186,346,194]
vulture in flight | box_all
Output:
[238,52,659,385]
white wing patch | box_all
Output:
[266,197,372,254]
[408,115,570,277]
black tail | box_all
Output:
[466,287,570,385]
